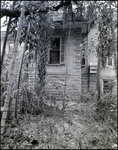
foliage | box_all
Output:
[1,51,14,106]
[1,1,54,114]
[97,1,117,68]
[18,85,46,115]
[95,92,117,148]
[96,93,117,120]
[1,43,24,105]
[95,79,117,121]
[1,89,117,149]
[10,1,54,91]
[17,82,65,117]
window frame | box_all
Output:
[103,79,113,94]
[9,43,14,54]
[106,57,113,67]
[60,37,65,64]
[81,53,86,67]
[49,36,65,65]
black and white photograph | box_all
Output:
[1,1,117,149]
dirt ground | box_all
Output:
[1,99,117,149]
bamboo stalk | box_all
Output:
[34,50,37,88]
[96,55,101,103]
[15,23,30,120]
[1,1,26,138]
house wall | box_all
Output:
[45,28,82,100]
[89,54,117,95]
[82,73,97,99]
[81,24,97,97]
[3,21,116,100]
[87,25,117,95]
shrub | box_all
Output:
[96,93,117,121]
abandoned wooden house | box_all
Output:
[1,12,117,101]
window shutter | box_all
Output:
[60,37,65,64]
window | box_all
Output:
[49,37,65,64]
[81,54,85,67]
[23,64,29,81]
[107,57,113,66]
[24,72,29,81]
[9,43,14,54]
[103,80,113,93]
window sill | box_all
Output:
[81,65,86,67]
[47,63,65,66]
[106,65,113,67]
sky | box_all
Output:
[1,17,8,31]
[1,1,13,31]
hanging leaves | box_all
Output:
[97,1,117,68]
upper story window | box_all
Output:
[103,80,113,94]
[9,43,14,54]
[81,54,85,67]
[49,37,65,64]
[106,57,113,66]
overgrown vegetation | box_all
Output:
[1,87,117,149]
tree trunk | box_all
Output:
[1,1,26,137]
[34,50,37,88]
[17,24,30,89]
[14,23,30,120]
[96,55,101,103]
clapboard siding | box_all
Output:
[45,73,81,100]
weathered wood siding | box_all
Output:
[45,28,82,100]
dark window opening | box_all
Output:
[50,51,60,64]
[108,57,112,66]
[50,38,60,64]
[9,43,14,54]
[51,38,60,50]
[49,37,65,64]
[81,54,85,66]
[81,58,85,65]
[103,80,112,93]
